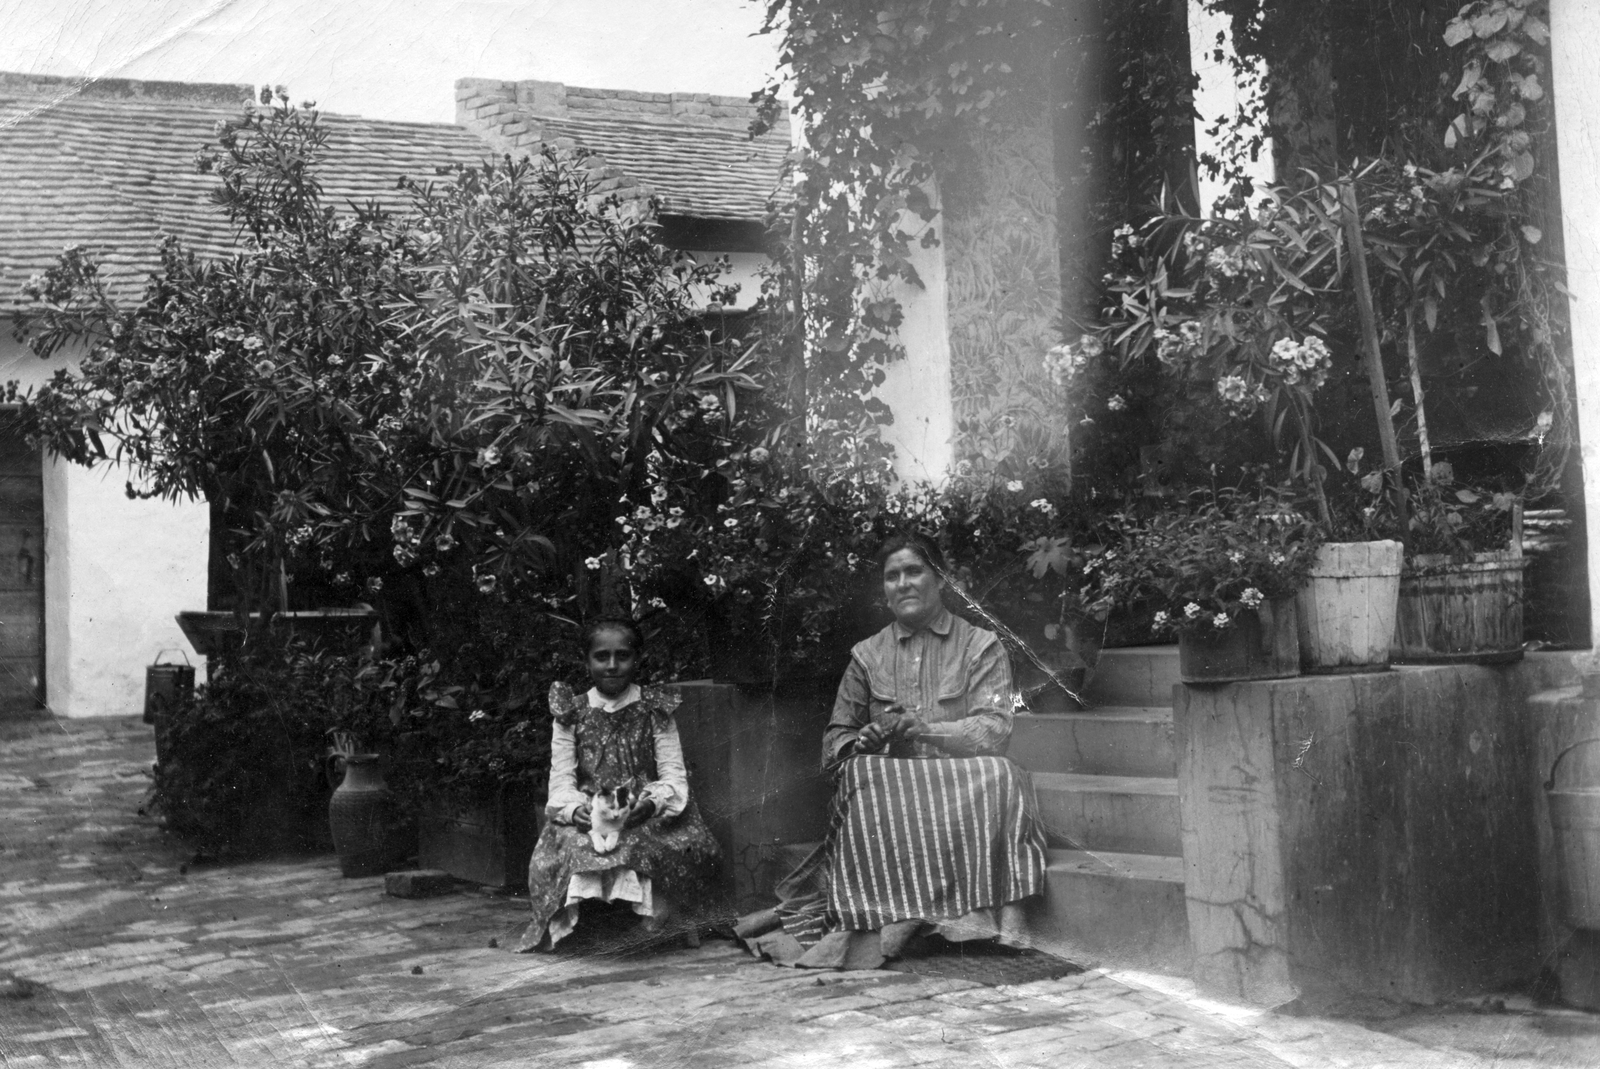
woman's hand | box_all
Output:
[624,798,657,828]
[571,804,592,831]
[892,714,930,741]
[855,721,893,753]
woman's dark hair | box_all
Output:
[873,532,948,578]
[584,616,643,654]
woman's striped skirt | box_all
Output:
[738,754,1048,969]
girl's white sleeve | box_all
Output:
[545,720,587,823]
[639,718,688,818]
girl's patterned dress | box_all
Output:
[517,682,722,951]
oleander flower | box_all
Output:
[1184,602,1203,619]
[1152,610,1170,631]
[1212,612,1231,629]
[1268,335,1333,390]
[1240,587,1264,609]
[1154,328,1183,365]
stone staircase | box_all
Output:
[1010,645,1192,975]
[737,645,1193,976]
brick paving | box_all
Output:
[4,716,1599,1068]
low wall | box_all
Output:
[671,680,835,912]
[1176,653,1581,1009]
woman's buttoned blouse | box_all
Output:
[823,607,1013,767]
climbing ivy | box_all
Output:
[752,0,1058,456]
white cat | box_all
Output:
[587,784,632,855]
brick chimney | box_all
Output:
[455,77,786,156]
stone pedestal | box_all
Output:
[1176,662,1568,1009]
[672,680,834,912]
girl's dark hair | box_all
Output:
[584,616,643,653]
[873,532,948,577]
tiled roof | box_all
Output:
[543,114,788,221]
[456,78,791,222]
[0,76,501,307]
[1,73,786,311]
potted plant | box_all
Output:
[150,642,360,859]
[362,646,554,890]
[1090,488,1321,685]
[1388,463,1525,663]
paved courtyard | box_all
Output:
[4,716,1600,1068]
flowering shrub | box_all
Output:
[13,92,768,810]
[1051,142,1565,525]
[1085,487,1322,637]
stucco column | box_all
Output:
[1551,0,1600,646]
[877,192,955,484]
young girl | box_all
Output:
[517,618,722,951]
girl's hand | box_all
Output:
[624,798,657,828]
[571,804,592,831]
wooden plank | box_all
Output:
[0,524,44,591]
[0,418,44,717]
[0,658,43,710]
[0,474,44,515]
[0,601,43,658]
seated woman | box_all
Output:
[738,534,1049,969]
[516,617,722,952]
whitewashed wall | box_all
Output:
[1,333,208,718]
[1551,0,1600,648]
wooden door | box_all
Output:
[0,420,44,716]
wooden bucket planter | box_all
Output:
[1295,540,1403,673]
[1392,548,1525,664]
[1178,598,1300,685]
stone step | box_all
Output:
[1086,645,1181,708]
[1009,706,1176,779]
[1021,848,1191,975]
[1031,771,1182,856]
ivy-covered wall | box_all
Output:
[943,74,1067,475]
